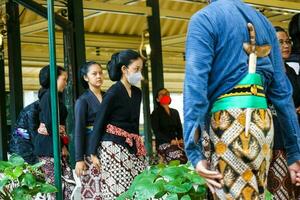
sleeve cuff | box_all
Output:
[186,148,205,168]
[287,150,300,166]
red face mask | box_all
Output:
[160,95,171,105]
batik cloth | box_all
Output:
[98,141,147,200]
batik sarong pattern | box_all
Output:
[210,108,273,200]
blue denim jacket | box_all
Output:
[184,0,300,167]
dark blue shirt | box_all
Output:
[74,90,102,161]
[88,81,142,155]
[184,0,300,166]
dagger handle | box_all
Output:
[248,53,257,74]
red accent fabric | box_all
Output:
[60,135,69,145]
[159,95,171,105]
[106,124,147,156]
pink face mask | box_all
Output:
[160,95,171,105]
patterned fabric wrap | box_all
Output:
[106,124,147,156]
[98,141,147,199]
[80,154,102,199]
[38,156,75,200]
[37,123,69,145]
[157,143,187,164]
[267,150,300,200]
[209,108,274,200]
[16,128,30,140]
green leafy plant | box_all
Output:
[117,160,207,200]
[0,154,57,200]
[265,190,273,200]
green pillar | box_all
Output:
[47,0,63,199]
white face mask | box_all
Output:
[126,71,143,85]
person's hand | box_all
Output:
[61,145,69,157]
[296,106,300,114]
[75,161,87,177]
[91,154,101,171]
[195,160,223,193]
[288,161,300,186]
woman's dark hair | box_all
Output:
[38,65,66,99]
[107,49,142,81]
[80,61,102,89]
[155,87,168,105]
[39,65,66,89]
[274,26,288,34]
[289,14,300,52]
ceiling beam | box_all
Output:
[245,0,300,12]
[162,34,186,46]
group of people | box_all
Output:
[8,0,300,199]
[10,49,185,199]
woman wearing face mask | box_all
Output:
[151,88,187,164]
[74,61,104,199]
[88,49,147,199]
[34,65,74,199]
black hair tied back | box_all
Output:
[107,49,142,81]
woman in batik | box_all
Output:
[74,61,104,199]
[151,88,187,164]
[34,65,74,199]
[266,26,300,200]
[88,49,147,199]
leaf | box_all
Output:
[30,162,44,170]
[12,187,30,200]
[133,182,162,199]
[22,173,36,188]
[265,190,273,200]
[196,185,207,195]
[4,166,24,180]
[116,192,132,200]
[0,177,9,191]
[160,166,187,181]
[181,194,192,200]
[0,161,12,171]
[154,191,167,199]
[130,173,156,189]
[169,160,181,166]
[184,172,206,185]
[14,166,24,178]
[40,183,57,193]
[164,180,191,194]
[165,193,178,200]
[9,154,25,167]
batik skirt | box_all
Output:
[204,73,274,199]
[38,156,75,200]
[98,141,147,200]
[157,143,187,164]
[209,108,273,200]
[80,155,102,199]
[267,150,300,200]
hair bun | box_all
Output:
[107,52,122,81]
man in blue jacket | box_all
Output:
[184,0,300,199]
